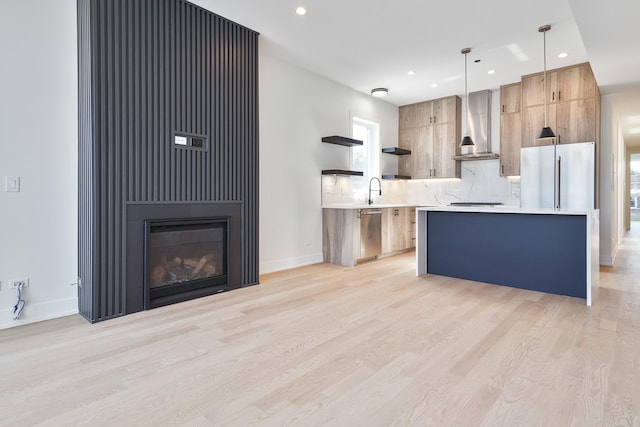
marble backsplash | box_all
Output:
[322,160,521,207]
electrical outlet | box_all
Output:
[11,278,29,288]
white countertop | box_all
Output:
[322,204,419,209]
[416,205,596,216]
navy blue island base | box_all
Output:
[416,207,599,305]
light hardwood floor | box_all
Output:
[1,229,639,426]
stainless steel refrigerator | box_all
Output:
[520,141,595,210]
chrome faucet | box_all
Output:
[368,177,382,205]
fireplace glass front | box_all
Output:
[145,218,228,308]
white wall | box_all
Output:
[258,51,398,274]
[0,0,78,328]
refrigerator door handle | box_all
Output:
[556,156,561,210]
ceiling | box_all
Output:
[192,0,640,144]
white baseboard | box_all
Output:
[0,297,78,330]
[599,254,615,266]
[260,253,323,275]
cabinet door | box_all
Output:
[399,104,417,130]
[521,104,556,147]
[381,208,393,254]
[500,113,522,176]
[398,128,413,177]
[382,208,411,253]
[500,83,521,113]
[432,122,460,178]
[522,72,557,107]
[557,64,597,102]
[409,208,416,248]
[433,96,457,124]
[412,126,434,179]
[556,98,597,144]
[415,100,433,127]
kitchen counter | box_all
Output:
[416,206,599,305]
[322,204,418,209]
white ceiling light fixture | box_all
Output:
[488,69,496,75]
[371,88,388,98]
[460,47,475,147]
[295,6,306,15]
[431,83,438,88]
[558,52,568,58]
[407,70,415,76]
[538,25,556,140]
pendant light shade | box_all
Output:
[540,126,556,139]
[460,136,474,147]
[538,25,556,141]
[460,47,475,147]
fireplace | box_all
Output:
[145,218,228,309]
[125,202,243,315]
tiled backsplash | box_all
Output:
[322,160,520,207]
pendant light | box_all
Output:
[460,48,474,147]
[538,25,556,140]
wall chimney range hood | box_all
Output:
[452,90,500,161]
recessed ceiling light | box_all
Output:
[371,88,388,97]
[488,69,496,75]
[431,83,437,88]
[295,6,306,15]
[407,70,415,76]
[558,52,568,58]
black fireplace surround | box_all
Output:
[126,202,242,314]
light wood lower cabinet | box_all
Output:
[382,208,413,253]
[322,209,360,267]
[323,207,415,267]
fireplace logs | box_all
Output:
[150,254,218,287]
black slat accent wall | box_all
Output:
[77,0,259,322]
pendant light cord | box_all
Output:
[465,51,469,134]
[543,29,548,127]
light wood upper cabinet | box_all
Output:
[557,63,597,102]
[520,63,599,147]
[499,83,522,176]
[500,82,522,114]
[522,71,557,107]
[556,98,597,144]
[521,103,557,147]
[411,127,434,179]
[433,122,460,178]
[398,95,461,179]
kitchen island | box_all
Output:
[416,206,599,305]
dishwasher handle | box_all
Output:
[359,209,383,215]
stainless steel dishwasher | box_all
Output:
[359,208,382,260]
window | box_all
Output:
[351,117,380,197]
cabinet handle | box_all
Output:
[502,105,505,113]
[430,116,432,124]
[558,90,561,101]
[501,165,504,174]
[432,169,436,177]
[552,91,555,101]
[434,116,437,123]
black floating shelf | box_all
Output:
[381,147,412,155]
[382,174,411,180]
[322,169,364,176]
[321,136,363,147]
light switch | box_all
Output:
[5,176,20,192]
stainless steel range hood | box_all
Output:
[452,89,499,161]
